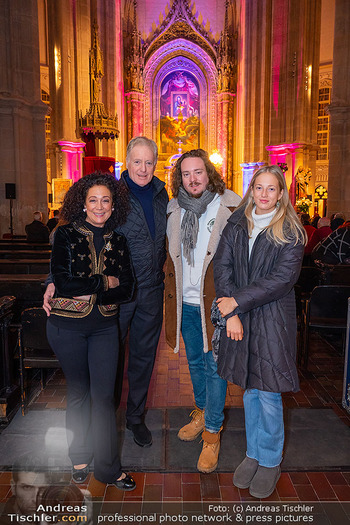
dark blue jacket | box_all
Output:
[116,171,168,289]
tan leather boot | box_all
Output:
[197,427,222,473]
[177,407,205,441]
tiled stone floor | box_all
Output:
[0,329,349,507]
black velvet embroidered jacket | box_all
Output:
[50,222,135,318]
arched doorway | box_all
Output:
[144,39,218,178]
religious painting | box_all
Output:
[172,93,188,118]
[52,178,72,205]
[160,71,200,154]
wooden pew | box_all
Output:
[0,274,47,321]
[0,259,50,274]
[0,242,51,251]
[1,236,26,241]
[0,250,51,260]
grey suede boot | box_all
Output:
[249,465,281,498]
[233,456,259,489]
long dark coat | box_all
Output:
[213,208,304,393]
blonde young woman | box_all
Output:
[213,165,306,498]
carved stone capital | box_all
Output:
[327,103,350,120]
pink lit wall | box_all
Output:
[271,0,288,115]
[115,0,126,164]
[58,141,86,183]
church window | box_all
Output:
[317,87,331,161]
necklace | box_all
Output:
[189,265,201,287]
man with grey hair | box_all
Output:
[114,136,168,447]
[25,211,50,243]
[43,136,168,448]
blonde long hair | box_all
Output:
[237,165,306,246]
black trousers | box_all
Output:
[47,319,122,483]
[117,285,164,425]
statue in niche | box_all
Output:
[160,71,200,154]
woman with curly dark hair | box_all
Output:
[59,171,130,228]
[171,149,225,198]
[46,172,136,491]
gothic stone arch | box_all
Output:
[144,39,217,157]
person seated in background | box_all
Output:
[304,216,332,256]
[300,213,316,243]
[311,213,320,228]
[312,222,350,265]
[46,209,59,233]
[331,212,346,221]
[25,211,50,243]
[330,216,345,231]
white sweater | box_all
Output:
[249,208,277,257]
[182,194,221,304]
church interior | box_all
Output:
[0,0,350,518]
[0,0,349,237]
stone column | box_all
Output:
[0,0,48,237]
[268,0,320,202]
[266,143,313,206]
[57,141,86,184]
[123,1,145,145]
[217,93,235,188]
[47,0,82,180]
[216,0,237,190]
[241,162,266,195]
[238,0,320,201]
[97,0,120,159]
[237,0,272,176]
[125,91,145,142]
[327,0,350,217]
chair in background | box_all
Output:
[16,307,60,414]
[298,285,350,369]
[295,266,322,296]
[294,266,322,324]
[324,265,350,285]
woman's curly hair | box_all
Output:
[60,172,130,231]
[170,149,225,197]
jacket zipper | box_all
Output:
[131,191,161,279]
[248,230,265,276]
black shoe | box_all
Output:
[72,464,90,484]
[126,422,152,447]
[112,473,136,491]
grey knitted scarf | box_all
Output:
[178,185,215,266]
[211,299,226,362]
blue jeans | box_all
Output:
[243,389,284,468]
[181,302,227,433]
